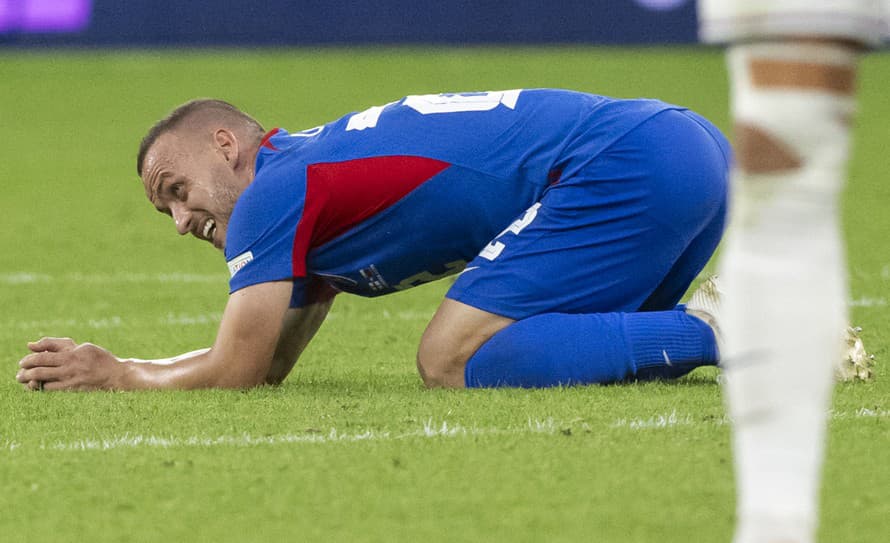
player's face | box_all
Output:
[140,132,247,252]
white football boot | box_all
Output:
[837,326,876,382]
[685,274,725,358]
[684,275,873,380]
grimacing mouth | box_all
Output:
[195,217,216,243]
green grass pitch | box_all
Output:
[0,47,888,542]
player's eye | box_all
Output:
[170,183,185,199]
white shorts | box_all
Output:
[698,0,890,47]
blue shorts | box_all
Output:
[446,109,731,319]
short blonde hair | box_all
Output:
[137,99,264,176]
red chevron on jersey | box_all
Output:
[259,128,281,151]
[291,155,451,277]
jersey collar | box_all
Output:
[255,127,283,173]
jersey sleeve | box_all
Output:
[224,166,316,307]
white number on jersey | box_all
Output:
[403,90,522,115]
[345,102,397,131]
[479,202,542,261]
[346,90,522,131]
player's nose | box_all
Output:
[170,204,192,236]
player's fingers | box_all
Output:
[21,379,68,393]
[40,380,67,392]
[17,365,63,385]
[18,351,63,369]
[28,337,77,353]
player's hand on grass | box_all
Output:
[16,337,123,392]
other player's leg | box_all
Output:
[698,1,885,541]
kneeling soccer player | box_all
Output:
[16,89,729,391]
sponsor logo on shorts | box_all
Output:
[359,264,390,292]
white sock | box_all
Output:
[719,42,859,543]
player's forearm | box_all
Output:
[125,348,211,366]
[265,299,333,385]
[17,283,292,392]
[117,348,270,390]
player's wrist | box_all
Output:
[112,358,150,390]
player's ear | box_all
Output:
[213,129,239,168]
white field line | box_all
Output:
[0,272,227,285]
[4,271,886,308]
[609,407,889,430]
[1,409,886,453]
[1,418,557,453]
[849,297,887,307]
[4,269,881,312]
[0,273,52,285]
[5,314,224,330]
[610,410,702,430]
[3,270,883,316]
[8,317,127,330]
[7,310,433,331]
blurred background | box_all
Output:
[0,0,698,46]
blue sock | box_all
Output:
[464,310,718,388]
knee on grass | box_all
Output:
[415,332,472,389]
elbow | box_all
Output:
[210,358,274,390]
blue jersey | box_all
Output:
[224,89,683,307]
